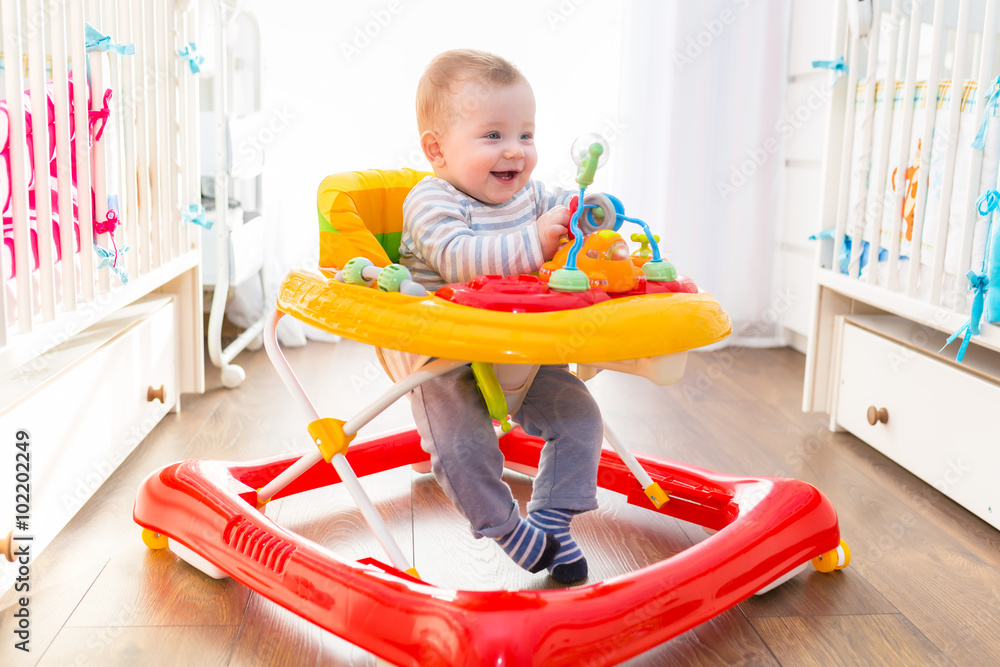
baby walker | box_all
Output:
[134,136,850,666]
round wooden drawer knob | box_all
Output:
[866,406,888,425]
[147,385,165,403]
[2,530,14,562]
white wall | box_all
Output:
[236,0,624,275]
[774,0,842,352]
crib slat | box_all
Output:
[48,0,76,312]
[866,0,903,286]
[116,0,138,279]
[143,0,163,269]
[183,2,199,252]
[906,0,947,299]
[887,1,923,290]
[928,1,972,306]
[160,0,178,262]
[101,0,125,278]
[132,0,152,273]
[69,0,94,301]
[3,0,34,333]
[832,33,862,275]
[849,8,883,280]
[87,0,110,294]
[28,0,57,319]
[175,0,190,251]
[958,0,999,302]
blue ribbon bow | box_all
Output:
[971,76,1000,151]
[940,270,988,362]
[812,57,848,86]
[84,23,135,55]
[977,188,1000,216]
[94,243,130,285]
[182,204,212,229]
[177,43,205,74]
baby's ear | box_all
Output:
[420,130,446,167]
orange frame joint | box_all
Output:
[308,418,356,462]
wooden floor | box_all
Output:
[3,342,1000,666]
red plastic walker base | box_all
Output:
[134,428,840,666]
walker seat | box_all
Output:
[134,160,849,666]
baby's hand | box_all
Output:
[537,206,571,259]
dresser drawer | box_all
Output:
[835,321,1000,530]
[0,297,178,559]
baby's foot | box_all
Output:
[495,518,560,573]
[528,508,588,584]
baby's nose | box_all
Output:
[503,143,524,159]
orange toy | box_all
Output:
[539,230,642,292]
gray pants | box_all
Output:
[410,364,603,539]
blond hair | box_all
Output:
[416,49,525,134]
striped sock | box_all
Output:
[528,508,588,584]
[495,518,560,573]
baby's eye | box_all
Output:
[485,132,501,140]
[520,132,533,141]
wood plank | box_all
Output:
[828,430,1000,571]
[675,394,1000,664]
[63,545,252,628]
[750,615,953,667]
[229,596,376,667]
[622,614,779,666]
[36,626,238,667]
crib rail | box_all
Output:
[818,0,1000,352]
[0,0,200,370]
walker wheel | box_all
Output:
[142,528,169,550]
[221,364,246,388]
[811,539,851,573]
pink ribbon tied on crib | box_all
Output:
[93,209,121,267]
[89,89,113,143]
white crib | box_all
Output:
[805,0,1000,530]
[0,0,203,568]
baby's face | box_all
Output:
[433,79,538,205]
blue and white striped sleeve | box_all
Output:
[403,183,546,285]
[533,180,576,219]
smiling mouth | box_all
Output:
[491,171,518,183]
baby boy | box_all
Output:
[398,49,604,584]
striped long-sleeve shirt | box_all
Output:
[399,176,574,291]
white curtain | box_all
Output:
[613,0,792,347]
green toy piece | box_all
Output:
[343,257,374,285]
[377,264,412,292]
[630,232,660,264]
[576,142,604,188]
[643,259,678,282]
[471,362,512,432]
[548,267,591,292]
